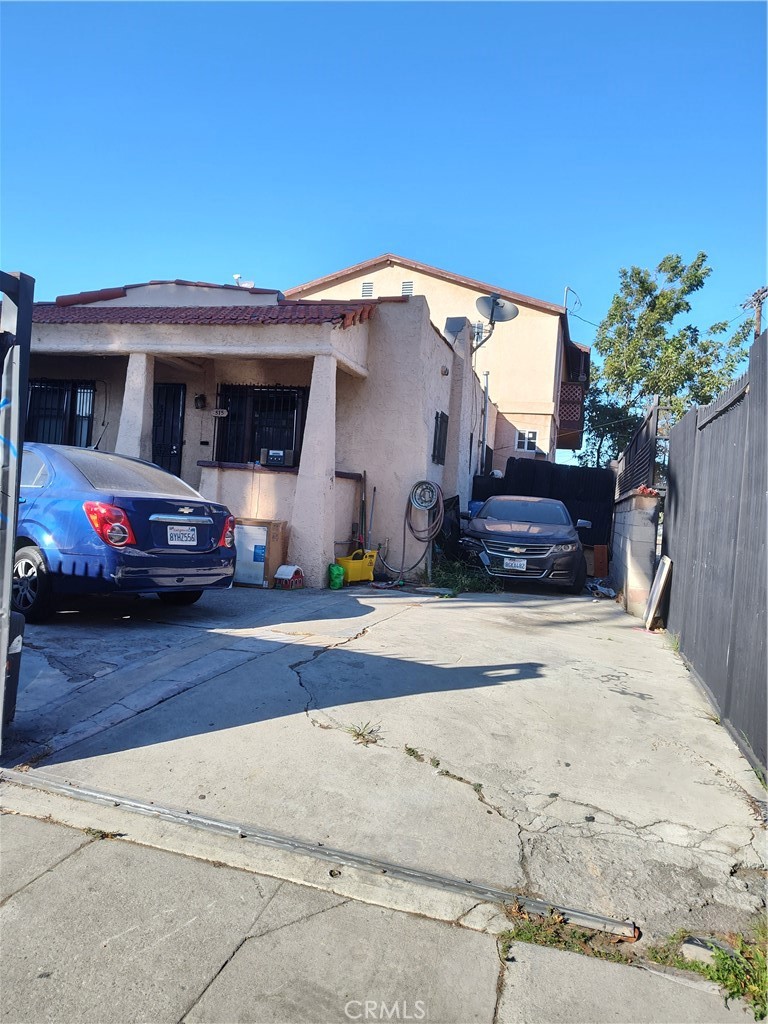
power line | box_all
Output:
[568,307,749,336]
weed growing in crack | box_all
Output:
[427,558,502,596]
[404,746,425,762]
[346,722,382,746]
[646,927,767,1020]
[499,904,631,963]
[501,905,767,1020]
[429,756,440,768]
[83,827,122,841]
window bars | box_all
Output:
[214,384,309,464]
[26,380,95,447]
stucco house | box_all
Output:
[27,280,493,585]
[286,254,590,470]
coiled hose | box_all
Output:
[377,481,445,584]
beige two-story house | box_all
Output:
[286,254,590,470]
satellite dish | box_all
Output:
[476,293,519,325]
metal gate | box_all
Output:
[152,383,186,476]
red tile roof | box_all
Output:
[55,279,282,306]
[285,253,566,316]
[32,299,384,329]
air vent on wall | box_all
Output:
[361,281,374,298]
[401,281,414,296]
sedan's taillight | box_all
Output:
[83,501,137,547]
[218,514,235,549]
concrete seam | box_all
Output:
[491,941,507,1024]
[0,816,95,907]
[25,648,275,763]
[249,896,352,940]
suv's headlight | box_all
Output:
[553,542,578,553]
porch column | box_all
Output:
[290,354,336,587]
[115,353,155,461]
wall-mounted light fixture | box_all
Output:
[194,394,207,410]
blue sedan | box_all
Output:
[13,443,236,621]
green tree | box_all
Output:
[580,252,752,467]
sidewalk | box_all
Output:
[0,807,750,1024]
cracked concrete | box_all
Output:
[3,586,765,944]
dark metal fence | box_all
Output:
[663,332,766,771]
[472,459,615,546]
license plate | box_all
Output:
[168,525,197,546]
[503,557,527,571]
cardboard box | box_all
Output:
[234,519,288,588]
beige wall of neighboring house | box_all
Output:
[286,255,589,469]
[59,280,282,307]
[29,289,488,586]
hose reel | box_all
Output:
[378,480,445,582]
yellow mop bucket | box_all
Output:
[335,549,377,584]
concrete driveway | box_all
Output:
[2,584,765,943]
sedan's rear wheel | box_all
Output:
[12,546,53,622]
[157,590,204,606]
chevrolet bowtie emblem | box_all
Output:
[510,547,526,554]
[178,507,194,514]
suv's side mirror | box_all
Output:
[576,519,592,529]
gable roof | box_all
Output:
[55,279,282,306]
[286,253,590,379]
[285,253,566,316]
[32,298,400,329]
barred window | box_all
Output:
[214,385,309,464]
[26,380,95,447]
[432,411,449,465]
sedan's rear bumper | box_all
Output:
[45,547,236,595]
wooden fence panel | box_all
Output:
[664,333,766,770]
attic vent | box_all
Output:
[361,281,374,298]
[401,281,414,296]
[473,321,485,344]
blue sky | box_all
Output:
[1,1,765,345]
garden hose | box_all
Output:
[377,481,445,584]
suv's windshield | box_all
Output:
[480,498,570,525]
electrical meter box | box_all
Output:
[259,448,294,467]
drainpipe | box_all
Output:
[480,371,489,475]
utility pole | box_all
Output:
[742,286,767,339]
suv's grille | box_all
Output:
[483,541,553,557]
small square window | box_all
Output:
[361,281,374,298]
[401,281,414,296]
[516,430,538,452]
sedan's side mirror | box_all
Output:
[576,519,592,529]
[459,511,471,521]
